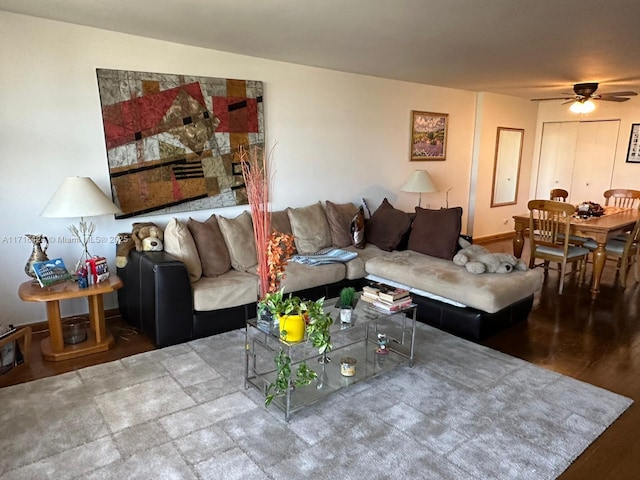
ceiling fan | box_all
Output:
[531,82,637,104]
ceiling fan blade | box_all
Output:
[530,96,574,102]
[599,91,637,97]
[598,96,631,102]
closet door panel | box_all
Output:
[570,120,619,203]
[536,122,579,199]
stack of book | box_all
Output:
[361,283,412,312]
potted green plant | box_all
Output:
[339,287,356,324]
[339,287,356,308]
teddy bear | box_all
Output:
[115,223,164,268]
[452,238,527,274]
[131,222,164,252]
[115,233,135,268]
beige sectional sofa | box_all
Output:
[117,200,543,347]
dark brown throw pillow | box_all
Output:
[325,200,357,247]
[407,207,463,260]
[350,205,366,249]
[187,216,232,277]
[365,198,412,251]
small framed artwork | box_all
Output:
[626,123,640,163]
[410,111,448,161]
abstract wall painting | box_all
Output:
[95,69,264,218]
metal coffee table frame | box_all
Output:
[244,295,416,421]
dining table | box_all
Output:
[512,206,639,299]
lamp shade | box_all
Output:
[41,176,121,218]
[401,170,438,193]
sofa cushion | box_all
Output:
[408,206,462,260]
[192,270,258,311]
[365,198,412,251]
[287,202,332,254]
[187,216,231,277]
[344,244,391,279]
[325,200,357,248]
[271,210,294,236]
[163,218,202,283]
[279,261,346,292]
[365,250,543,314]
[218,211,258,273]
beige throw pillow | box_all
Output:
[325,200,357,248]
[287,202,332,254]
[187,215,232,277]
[218,210,258,272]
[163,218,202,283]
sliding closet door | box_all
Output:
[535,122,579,199]
[536,120,619,204]
[570,120,619,203]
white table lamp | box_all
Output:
[401,170,438,207]
[41,176,121,270]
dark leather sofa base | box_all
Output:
[412,293,534,341]
[119,251,533,347]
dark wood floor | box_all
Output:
[1,238,639,479]
[0,313,156,388]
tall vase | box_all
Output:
[24,234,49,279]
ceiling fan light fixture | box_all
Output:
[569,99,595,113]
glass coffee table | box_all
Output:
[244,294,417,421]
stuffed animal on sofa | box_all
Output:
[116,223,164,268]
[115,233,135,268]
[131,222,164,252]
[453,238,527,274]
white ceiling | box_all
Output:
[2,0,640,100]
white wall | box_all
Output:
[469,93,539,238]
[1,11,487,326]
[529,97,640,199]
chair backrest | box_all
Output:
[550,188,569,202]
[622,204,640,252]
[528,199,575,253]
[603,189,640,208]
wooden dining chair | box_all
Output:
[604,189,640,240]
[583,205,640,287]
[550,188,569,202]
[528,199,590,294]
[603,189,640,209]
[549,188,588,246]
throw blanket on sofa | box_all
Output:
[290,248,358,266]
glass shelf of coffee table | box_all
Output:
[244,294,416,421]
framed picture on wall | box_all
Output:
[410,111,448,161]
[626,123,640,163]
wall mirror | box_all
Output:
[491,127,524,207]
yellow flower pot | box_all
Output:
[279,314,305,342]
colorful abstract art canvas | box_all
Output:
[95,69,264,218]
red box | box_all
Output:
[85,256,110,284]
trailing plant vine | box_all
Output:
[265,348,317,407]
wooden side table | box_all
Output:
[18,275,123,361]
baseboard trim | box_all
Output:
[473,231,516,245]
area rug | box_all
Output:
[0,324,632,480]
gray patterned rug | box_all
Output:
[0,324,632,479]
